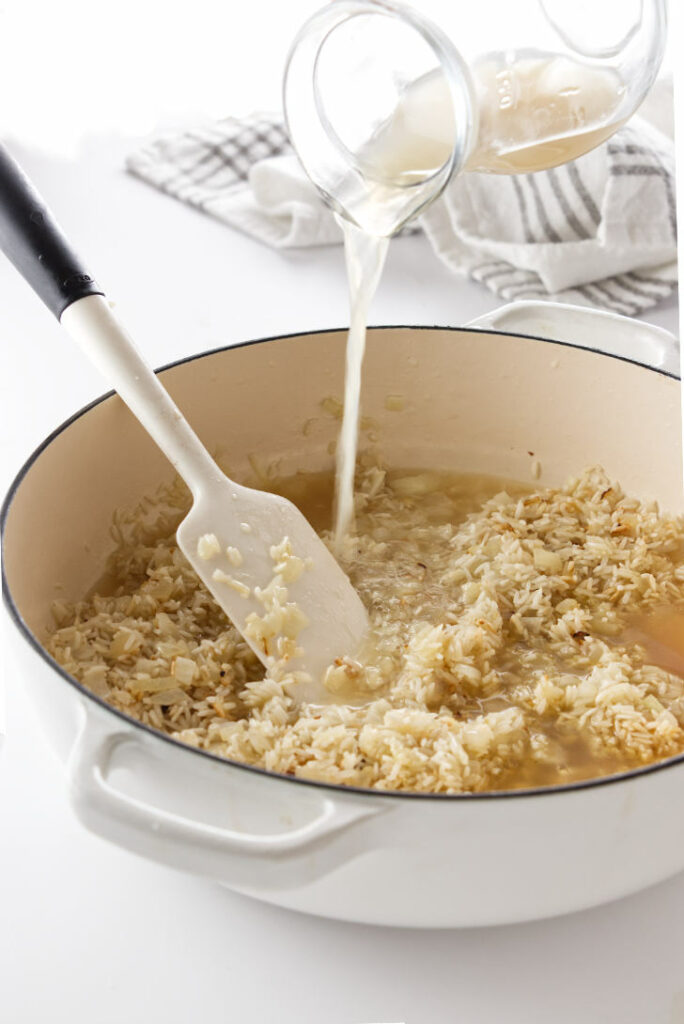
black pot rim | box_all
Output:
[2,323,681,803]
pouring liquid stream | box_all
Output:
[331,52,626,549]
[333,223,388,548]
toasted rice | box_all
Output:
[46,465,684,793]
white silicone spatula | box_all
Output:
[0,145,368,700]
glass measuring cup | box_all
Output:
[283,0,667,236]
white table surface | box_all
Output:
[0,138,681,1024]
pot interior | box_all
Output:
[3,327,682,646]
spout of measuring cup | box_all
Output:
[283,0,478,237]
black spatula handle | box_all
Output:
[0,143,104,319]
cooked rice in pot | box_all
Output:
[46,464,684,793]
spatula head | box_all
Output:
[176,475,368,703]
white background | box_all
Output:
[0,2,681,1023]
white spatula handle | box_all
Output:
[61,295,223,498]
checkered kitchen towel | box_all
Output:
[127,93,677,316]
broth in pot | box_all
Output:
[46,463,684,794]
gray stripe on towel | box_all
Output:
[526,174,562,242]
[511,176,536,243]
[546,168,590,239]
[616,273,671,302]
[581,281,638,316]
[566,163,601,226]
[611,157,677,241]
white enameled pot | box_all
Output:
[1,303,682,928]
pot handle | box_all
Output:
[466,300,679,375]
[67,706,386,888]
